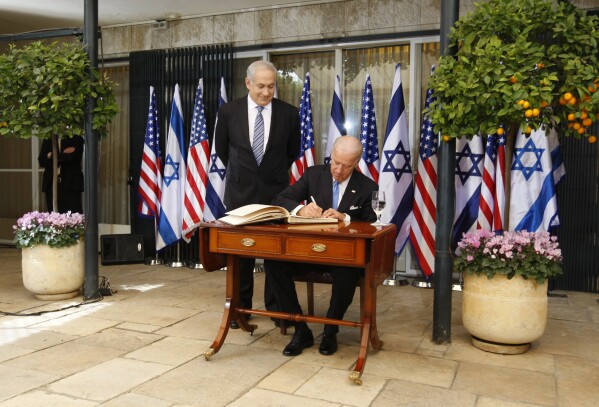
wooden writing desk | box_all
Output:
[199,221,396,385]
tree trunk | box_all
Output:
[51,134,59,212]
[503,125,519,230]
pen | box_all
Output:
[310,196,317,205]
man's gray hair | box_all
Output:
[332,135,363,162]
[247,60,277,83]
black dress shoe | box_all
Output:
[283,328,314,356]
[230,315,251,329]
[319,333,338,355]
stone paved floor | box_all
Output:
[0,246,598,406]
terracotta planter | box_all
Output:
[21,240,84,300]
[462,272,548,354]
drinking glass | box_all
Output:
[371,191,386,226]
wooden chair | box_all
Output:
[279,271,364,335]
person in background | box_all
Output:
[215,60,301,329]
[38,136,84,214]
[265,135,377,356]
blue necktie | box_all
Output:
[253,106,264,165]
[332,181,339,210]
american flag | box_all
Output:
[290,72,315,184]
[138,86,162,220]
[478,133,499,231]
[493,132,506,231]
[182,79,210,242]
[357,74,380,182]
[409,69,438,277]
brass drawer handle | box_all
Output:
[311,243,327,252]
[241,238,255,247]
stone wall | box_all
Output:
[100,0,480,57]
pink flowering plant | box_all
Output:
[455,229,562,284]
[13,211,85,249]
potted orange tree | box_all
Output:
[426,0,599,352]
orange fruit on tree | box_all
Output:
[569,96,577,105]
[532,108,540,117]
[442,135,451,142]
[540,100,549,108]
[573,122,582,130]
[568,113,576,121]
[524,109,533,118]
[517,99,525,105]
[510,76,518,84]
[522,100,530,109]
[588,135,597,144]
[563,92,573,101]
[581,111,588,120]
[537,62,545,69]
[583,118,593,127]
[559,97,567,105]
[578,127,586,135]
[497,127,505,135]
[588,84,597,93]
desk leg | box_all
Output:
[204,255,243,360]
[369,285,383,350]
[350,314,371,385]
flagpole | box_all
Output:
[145,218,163,265]
[383,257,409,286]
[166,242,185,268]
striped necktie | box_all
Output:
[253,106,264,165]
[332,181,339,210]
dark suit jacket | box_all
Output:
[215,96,301,210]
[272,165,378,223]
[38,137,84,193]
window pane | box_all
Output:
[343,45,411,151]
[271,51,335,164]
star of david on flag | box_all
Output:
[452,136,484,251]
[509,127,563,232]
[204,77,228,221]
[378,63,413,255]
[357,74,380,183]
[157,84,186,251]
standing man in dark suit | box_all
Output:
[215,60,301,328]
[38,136,85,213]
[265,135,377,356]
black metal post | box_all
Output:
[83,0,100,300]
[432,0,459,344]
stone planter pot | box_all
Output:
[462,272,548,354]
[21,240,84,300]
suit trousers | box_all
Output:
[239,258,278,312]
[264,260,361,335]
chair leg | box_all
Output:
[280,320,287,335]
[307,282,315,316]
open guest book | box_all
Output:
[218,204,339,226]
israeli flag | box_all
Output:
[157,84,186,250]
[324,75,346,164]
[452,135,484,250]
[509,127,561,232]
[204,77,228,221]
[378,64,413,255]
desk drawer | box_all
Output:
[286,236,363,263]
[215,231,282,255]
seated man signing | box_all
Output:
[264,135,377,356]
